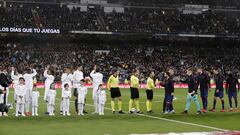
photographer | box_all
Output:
[0,68,11,116]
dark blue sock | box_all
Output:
[229,97,232,108]
[221,99,224,110]
[234,97,238,108]
[213,99,216,109]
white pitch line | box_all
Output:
[52,97,228,132]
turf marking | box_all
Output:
[52,97,228,132]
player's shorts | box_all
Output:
[165,94,173,104]
[214,91,224,98]
[146,89,153,100]
[200,89,208,98]
[228,92,237,98]
[110,88,121,98]
[130,87,139,99]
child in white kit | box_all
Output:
[62,83,71,116]
[15,77,26,117]
[47,83,57,116]
[31,85,40,116]
[77,79,88,115]
[98,84,106,115]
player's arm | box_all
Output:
[11,67,18,80]
[31,69,37,77]
[107,76,112,90]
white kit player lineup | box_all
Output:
[7,65,106,117]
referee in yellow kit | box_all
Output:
[107,69,124,114]
[129,69,143,114]
[146,71,155,113]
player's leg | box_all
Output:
[81,103,84,115]
[193,95,201,113]
[63,98,66,116]
[15,103,19,116]
[110,88,115,113]
[118,96,123,113]
[101,104,105,115]
[93,90,98,114]
[129,88,134,112]
[183,94,191,113]
[21,104,25,116]
[146,90,153,113]
[162,96,166,113]
[233,93,238,110]
[25,89,30,114]
[134,89,141,113]
[98,102,101,115]
[35,106,38,116]
[66,99,70,115]
[32,106,35,116]
[117,88,123,113]
[228,94,233,111]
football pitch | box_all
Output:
[0,88,240,135]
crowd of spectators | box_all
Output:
[1,2,240,35]
[1,40,240,83]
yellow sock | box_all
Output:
[146,100,150,111]
[111,101,115,111]
[129,99,133,111]
[135,99,140,111]
[118,101,122,111]
[149,101,152,111]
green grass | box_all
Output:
[0,88,240,135]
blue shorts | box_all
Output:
[165,95,173,104]
[228,92,237,98]
[214,91,224,98]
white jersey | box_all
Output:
[44,70,55,91]
[90,70,103,88]
[23,69,37,88]
[31,91,40,107]
[98,90,107,104]
[62,89,71,98]
[73,70,84,88]
[61,73,73,89]
[15,84,27,104]
[77,86,88,104]
[47,89,56,105]
[11,71,23,87]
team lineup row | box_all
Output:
[0,65,239,116]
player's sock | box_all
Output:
[146,100,149,111]
[229,98,232,108]
[205,97,208,110]
[213,99,216,109]
[163,98,166,112]
[221,99,225,110]
[75,99,78,113]
[32,107,35,116]
[94,99,98,113]
[16,104,19,116]
[118,101,122,111]
[111,101,115,111]
[234,97,238,108]
[35,107,38,115]
[135,99,140,111]
[129,99,133,111]
[149,101,152,111]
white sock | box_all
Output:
[32,107,35,116]
[16,104,19,116]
